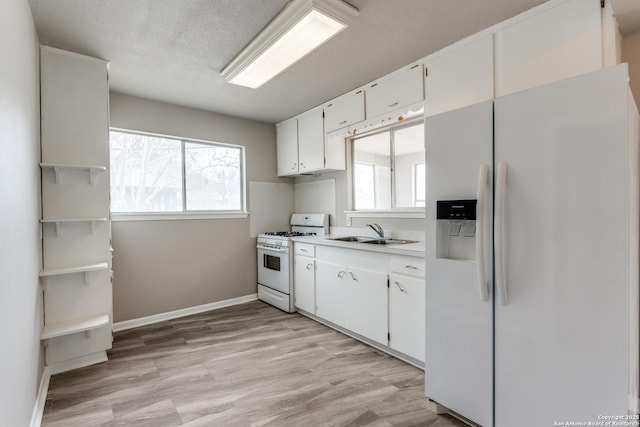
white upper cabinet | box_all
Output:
[495,0,602,97]
[276,108,345,176]
[366,64,424,119]
[424,35,494,117]
[276,118,298,176]
[297,108,325,173]
[324,90,365,133]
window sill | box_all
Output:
[112,212,249,222]
[345,209,425,225]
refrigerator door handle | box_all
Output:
[476,164,490,301]
[495,161,509,306]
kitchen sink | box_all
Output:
[329,236,373,242]
[361,238,417,245]
[329,236,417,245]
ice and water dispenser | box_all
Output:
[436,200,477,261]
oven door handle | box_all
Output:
[257,245,289,253]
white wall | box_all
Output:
[109,93,283,321]
[0,0,43,425]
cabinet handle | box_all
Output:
[404,265,418,270]
[300,162,306,169]
[349,272,358,281]
[387,101,399,108]
[338,120,347,125]
[306,263,313,270]
[291,163,297,170]
[300,248,308,252]
[394,281,406,293]
[338,271,346,278]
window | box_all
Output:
[351,121,424,210]
[414,162,426,207]
[109,130,245,214]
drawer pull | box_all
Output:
[387,101,399,108]
[338,120,347,125]
[405,265,418,270]
[394,281,406,293]
[306,263,313,270]
[300,248,308,252]
[338,271,346,278]
[349,272,358,281]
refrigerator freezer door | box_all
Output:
[494,65,635,426]
[425,100,493,427]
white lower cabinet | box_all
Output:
[345,266,388,345]
[293,255,315,314]
[389,273,425,361]
[315,260,388,345]
[304,245,425,363]
[315,260,349,327]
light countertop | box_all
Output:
[291,235,425,257]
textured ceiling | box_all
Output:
[29,0,556,124]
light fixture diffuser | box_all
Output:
[221,0,358,89]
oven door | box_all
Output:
[257,245,291,295]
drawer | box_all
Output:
[390,256,425,277]
[295,243,315,257]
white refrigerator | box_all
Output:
[425,64,640,427]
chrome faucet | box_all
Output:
[367,223,385,238]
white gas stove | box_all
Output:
[257,213,329,312]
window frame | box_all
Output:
[349,119,425,212]
[109,128,247,221]
[413,162,426,207]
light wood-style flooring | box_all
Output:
[42,300,466,426]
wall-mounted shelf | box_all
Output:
[40,262,109,289]
[40,163,107,185]
[40,218,108,236]
[40,313,110,341]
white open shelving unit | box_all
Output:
[39,46,113,370]
[40,217,108,236]
[39,163,107,185]
[41,314,110,341]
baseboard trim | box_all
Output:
[47,351,108,376]
[112,294,258,332]
[30,366,51,427]
[297,309,425,370]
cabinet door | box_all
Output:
[315,260,348,328]
[495,0,602,97]
[297,109,325,172]
[346,267,388,345]
[389,274,425,362]
[366,64,423,119]
[324,90,365,132]
[424,35,494,117]
[276,119,298,176]
[294,255,315,314]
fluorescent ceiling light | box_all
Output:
[221,0,358,89]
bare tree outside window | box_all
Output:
[185,142,242,211]
[109,131,244,214]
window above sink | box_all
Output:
[351,120,425,212]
